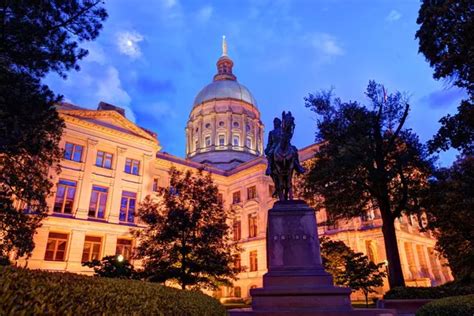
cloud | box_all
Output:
[196,5,213,23]
[136,77,175,95]
[95,66,135,121]
[116,31,144,59]
[146,102,178,121]
[308,33,344,63]
[420,87,466,109]
[386,10,401,22]
[162,0,177,8]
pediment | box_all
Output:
[60,108,158,144]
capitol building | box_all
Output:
[18,40,452,300]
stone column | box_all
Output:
[398,240,411,280]
[65,229,86,272]
[108,146,127,224]
[228,114,233,146]
[422,246,436,282]
[75,138,98,219]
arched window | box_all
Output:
[233,121,239,128]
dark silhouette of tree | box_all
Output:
[302,81,433,288]
[134,167,240,290]
[422,156,474,281]
[320,237,385,307]
[83,255,136,279]
[416,0,474,155]
[0,1,107,259]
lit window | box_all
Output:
[246,137,251,148]
[88,185,108,218]
[219,135,225,146]
[116,239,133,260]
[44,232,68,261]
[249,250,258,271]
[152,177,159,192]
[233,135,240,147]
[120,191,137,223]
[247,186,257,200]
[205,136,211,147]
[232,191,241,204]
[233,219,241,241]
[81,236,102,263]
[96,151,113,169]
[53,179,76,214]
[64,142,83,162]
[248,214,258,238]
[125,158,140,175]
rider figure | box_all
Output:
[265,117,306,176]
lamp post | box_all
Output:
[117,254,124,263]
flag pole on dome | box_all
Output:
[222,35,228,56]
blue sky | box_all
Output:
[45,0,465,166]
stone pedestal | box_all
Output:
[229,201,396,316]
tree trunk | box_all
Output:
[380,209,406,288]
[365,291,369,308]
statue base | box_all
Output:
[229,201,396,316]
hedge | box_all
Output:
[416,295,474,316]
[384,281,474,299]
[0,267,226,315]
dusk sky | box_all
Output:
[45,0,466,166]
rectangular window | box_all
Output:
[116,239,133,260]
[195,140,199,151]
[232,191,241,204]
[217,193,224,204]
[233,219,241,241]
[205,136,211,147]
[81,236,102,263]
[247,185,257,200]
[233,135,240,147]
[234,254,241,272]
[249,250,258,272]
[44,232,68,261]
[53,179,77,214]
[218,135,225,146]
[248,213,257,238]
[96,151,113,169]
[64,142,83,162]
[246,137,251,148]
[88,185,108,218]
[125,158,140,175]
[152,177,159,192]
[119,191,137,223]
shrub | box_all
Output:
[0,267,226,315]
[384,281,474,299]
[416,295,474,316]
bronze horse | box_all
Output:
[271,111,297,201]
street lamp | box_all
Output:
[117,254,124,262]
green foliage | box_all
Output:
[0,266,226,315]
[416,0,474,95]
[416,0,474,155]
[416,295,474,316]
[423,156,474,281]
[384,281,474,299]
[0,1,107,258]
[303,81,433,288]
[320,237,386,307]
[82,255,137,279]
[134,167,240,290]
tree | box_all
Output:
[134,167,240,290]
[0,1,107,259]
[416,0,474,155]
[320,237,385,307]
[422,156,474,281]
[83,255,136,279]
[343,252,385,307]
[302,81,433,288]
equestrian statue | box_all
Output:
[265,111,305,201]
